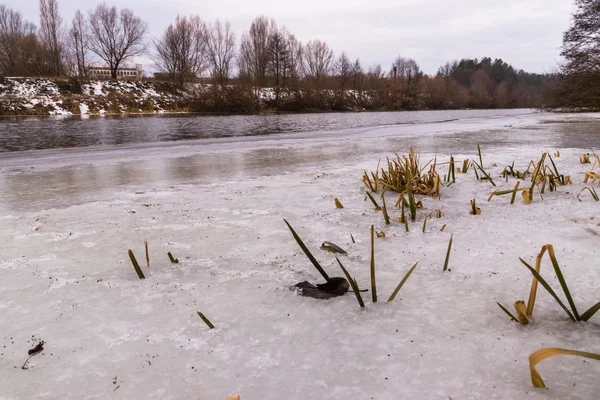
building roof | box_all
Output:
[88,66,139,71]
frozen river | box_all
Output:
[0,110,599,213]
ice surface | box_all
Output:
[1,112,600,399]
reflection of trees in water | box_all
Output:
[1,110,531,152]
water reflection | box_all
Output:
[0,109,531,152]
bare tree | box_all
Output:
[238,16,271,87]
[70,10,88,79]
[268,26,296,101]
[154,15,208,88]
[0,5,37,76]
[88,4,147,79]
[285,33,302,88]
[303,39,333,89]
[351,58,363,102]
[206,20,235,85]
[334,51,351,94]
[39,0,64,76]
[392,56,422,109]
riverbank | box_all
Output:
[0,77,542,116]
[1,113,599,399]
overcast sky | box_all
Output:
[15,0,575,74]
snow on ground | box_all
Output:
[0,78,178,115]
[1,113,600,399]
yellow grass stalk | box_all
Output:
[334,198,344,208]
[336,257,365,308]
[128,250,145,279]
[580,153,591,164]
[370,225,377,303]
[529,348,600,388]
[443,234,453,272]
[366,191,381,209]
[577,187,599,202]
[469,199,481,215]
[522,190,532,205]
[144,239,150,268]
[440,224,446,232]
[381,194,390,225]
[514,300,529,325]
[387,261,419,302]
[526,245,547,316]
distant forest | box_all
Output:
[0,2,580,112]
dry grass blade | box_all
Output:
[519,257,575,321]
[488,189,513,201]
[422,217,427,233]
[363,171,375,191]
[580,302,600,321]
[388,261,419,302]
[197,311,215,329]
[472,160,496,186]
[522,190,532,205]
[581,153,591,164]
[334,198,344,209]
[365,191,381,209]
[526,245,548,316]
[577,187,599,201]
[336,257,365,307]
[381,194,390,225]
[497,302,519,322]
[128,250,145,279]
[144,240,150,268]
[168,252,179,264]
[443,234,453,272]
[477,144,483,167]
[370,225,377,303]
[283,219,329,280]
[407,187,417,221]
[510,181,521,204]
[462,159,470,173]
[440,224,446,232]
[469,199,481,215]
[529,348,600,388]
[514,300,529,325]
[547,245,580,320]
[350,234,356,244]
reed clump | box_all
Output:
[363,148,441,198]
[498,244,600,324]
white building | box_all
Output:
[88,64,143,80]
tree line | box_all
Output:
[0,2,555,112]
[545,0,600,111]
